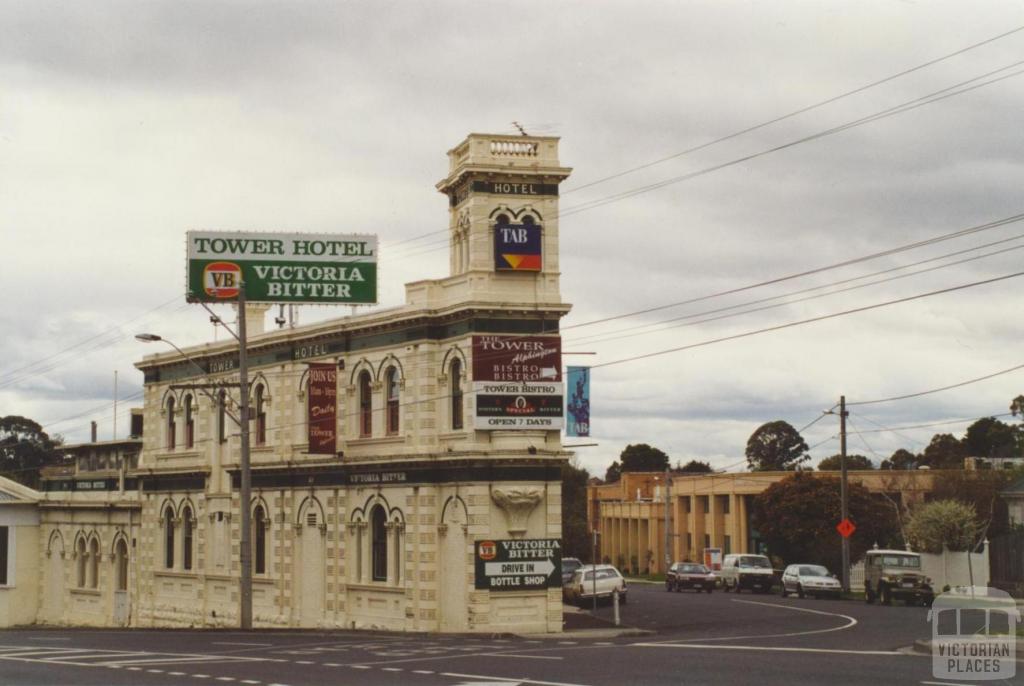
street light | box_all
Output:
[136,329,254,630]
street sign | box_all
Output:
[474,539,561,591]
[836,518,856,538]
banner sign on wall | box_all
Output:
[566,366,590,437]
[306,363,337,455]
[472,335,561,382]
[186,231,378,304]
[494,223,542,271]
[475,539,562,591]
[473,381,564,430]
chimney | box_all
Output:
[91,421,98,443]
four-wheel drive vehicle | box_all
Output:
[780,564,841,599]
[864,549,933,606]
[666,562,715,593]
[561,557,583,586]
[720,554,774,593]
[566,564,627,606]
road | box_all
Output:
[0,584,1013,686]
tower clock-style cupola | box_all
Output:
[436,134,572,305]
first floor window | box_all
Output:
[371,505,387,582]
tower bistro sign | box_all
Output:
[186,231,378,304]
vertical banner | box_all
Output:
[307,363,337,455]
[566,366,590,437]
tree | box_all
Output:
[677,459,713,474]
[0,415,63,489]
[817,454,874,471]
[619,444,670,472]
[745,421,809,471]
[751,472,900,572]
[561,459,591,559]
[906,500,980,554]
[604,461,622,483]
[880,448,917,470]
[919,433,966,469]
[929,468,1017,540]
[963,417,1018,458]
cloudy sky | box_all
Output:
[3,1,1024,477]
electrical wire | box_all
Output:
[847,361,1024,407]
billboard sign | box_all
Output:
[186,231,377,304]
[472,335,561,382]
[306,363,337,455]
[566,366,590,437]
[473,381,564,430]
[474,539,562,591]
[494,223,542,271]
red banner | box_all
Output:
[471,335,561,382]
[307,363,337,455]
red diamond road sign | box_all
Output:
[836,518,856,538]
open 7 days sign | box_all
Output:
[186,231,378,304]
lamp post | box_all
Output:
[136,325,253,630]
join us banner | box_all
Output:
[566,366,590,437]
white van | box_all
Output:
[720,554,774,593]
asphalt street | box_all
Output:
[0,584,1014,686]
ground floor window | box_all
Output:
[0,526,8,585]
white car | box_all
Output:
[566,564,627,606]
[720,554,775,593]
[780,564,842,599]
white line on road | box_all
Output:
[442,672,592,686]
[413,670,435,674]
[633,643,911,656]
[480,653,564,660]
[213,642,274,647]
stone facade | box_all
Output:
[4,132,573,633]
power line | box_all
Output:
[848,361,1024,406]
[851,412,1015,434]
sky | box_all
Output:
[3,1,1024,478]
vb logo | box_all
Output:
[203,262,242,298]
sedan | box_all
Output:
[666,562,715,593]
[780,564,842,599]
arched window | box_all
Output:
[253,504,266,575]
[371,505,387,582]
[450,358,463,430]
[164,505,175,569]
[254,383,266,445]
[166,397,176,450]
[115,538,129,591]
[217,389,227,444]
[182,506,194,571]
[385,367,400,435]
[76,537,87,588]
[88,537,99,589]
[184,394,195,449]
[359,371,372,438]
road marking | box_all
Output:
[480,653,564,660]
[148,669,165,673]
[442,672,592,686]
[351,665,371,669]
[27,637,70,641]
[324,662,341,666]
[170,672,186,676]
[295,660,314,664]
[413,670,435,674]
[633,643,909,656]
[193,675,210,679]
[241,681,260,685]
[215,678,235,682]
[382,667,404,672]
[213,642,273,647]
[921,681,977,686]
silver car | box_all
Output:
[780,564,842,599]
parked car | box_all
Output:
[565,564,627,606]
[561,557,583,586]
[720,554,774,593]
[666,562,715,593]
[780,564,842,599]
[864,549,933,606]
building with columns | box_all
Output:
[588,470,938,575]
[0,132,574,633]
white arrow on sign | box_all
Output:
[483,559,555,577]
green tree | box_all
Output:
[677,459,713,474]
[745,421,809,471]
[751,472,900,572]
[561,458,591,559]
[0,416,63,489]
[963,417,1018,458]
[619,443,670,472]
[817,454,874,471]
[929,468,1017,540]
[905,500,980,554]
[604,461,622,483]
[880,448,917,470]
[919,433,966,469]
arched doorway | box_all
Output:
[439,497,468,632]
[44,532,65,624]
[113,537,130,625]
[297,501,325,626]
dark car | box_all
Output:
[666,562,715,593]
[561,557,583,586]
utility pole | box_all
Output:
[237,286,253,630]
[839,395,850,593]
[664,468,671,571]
